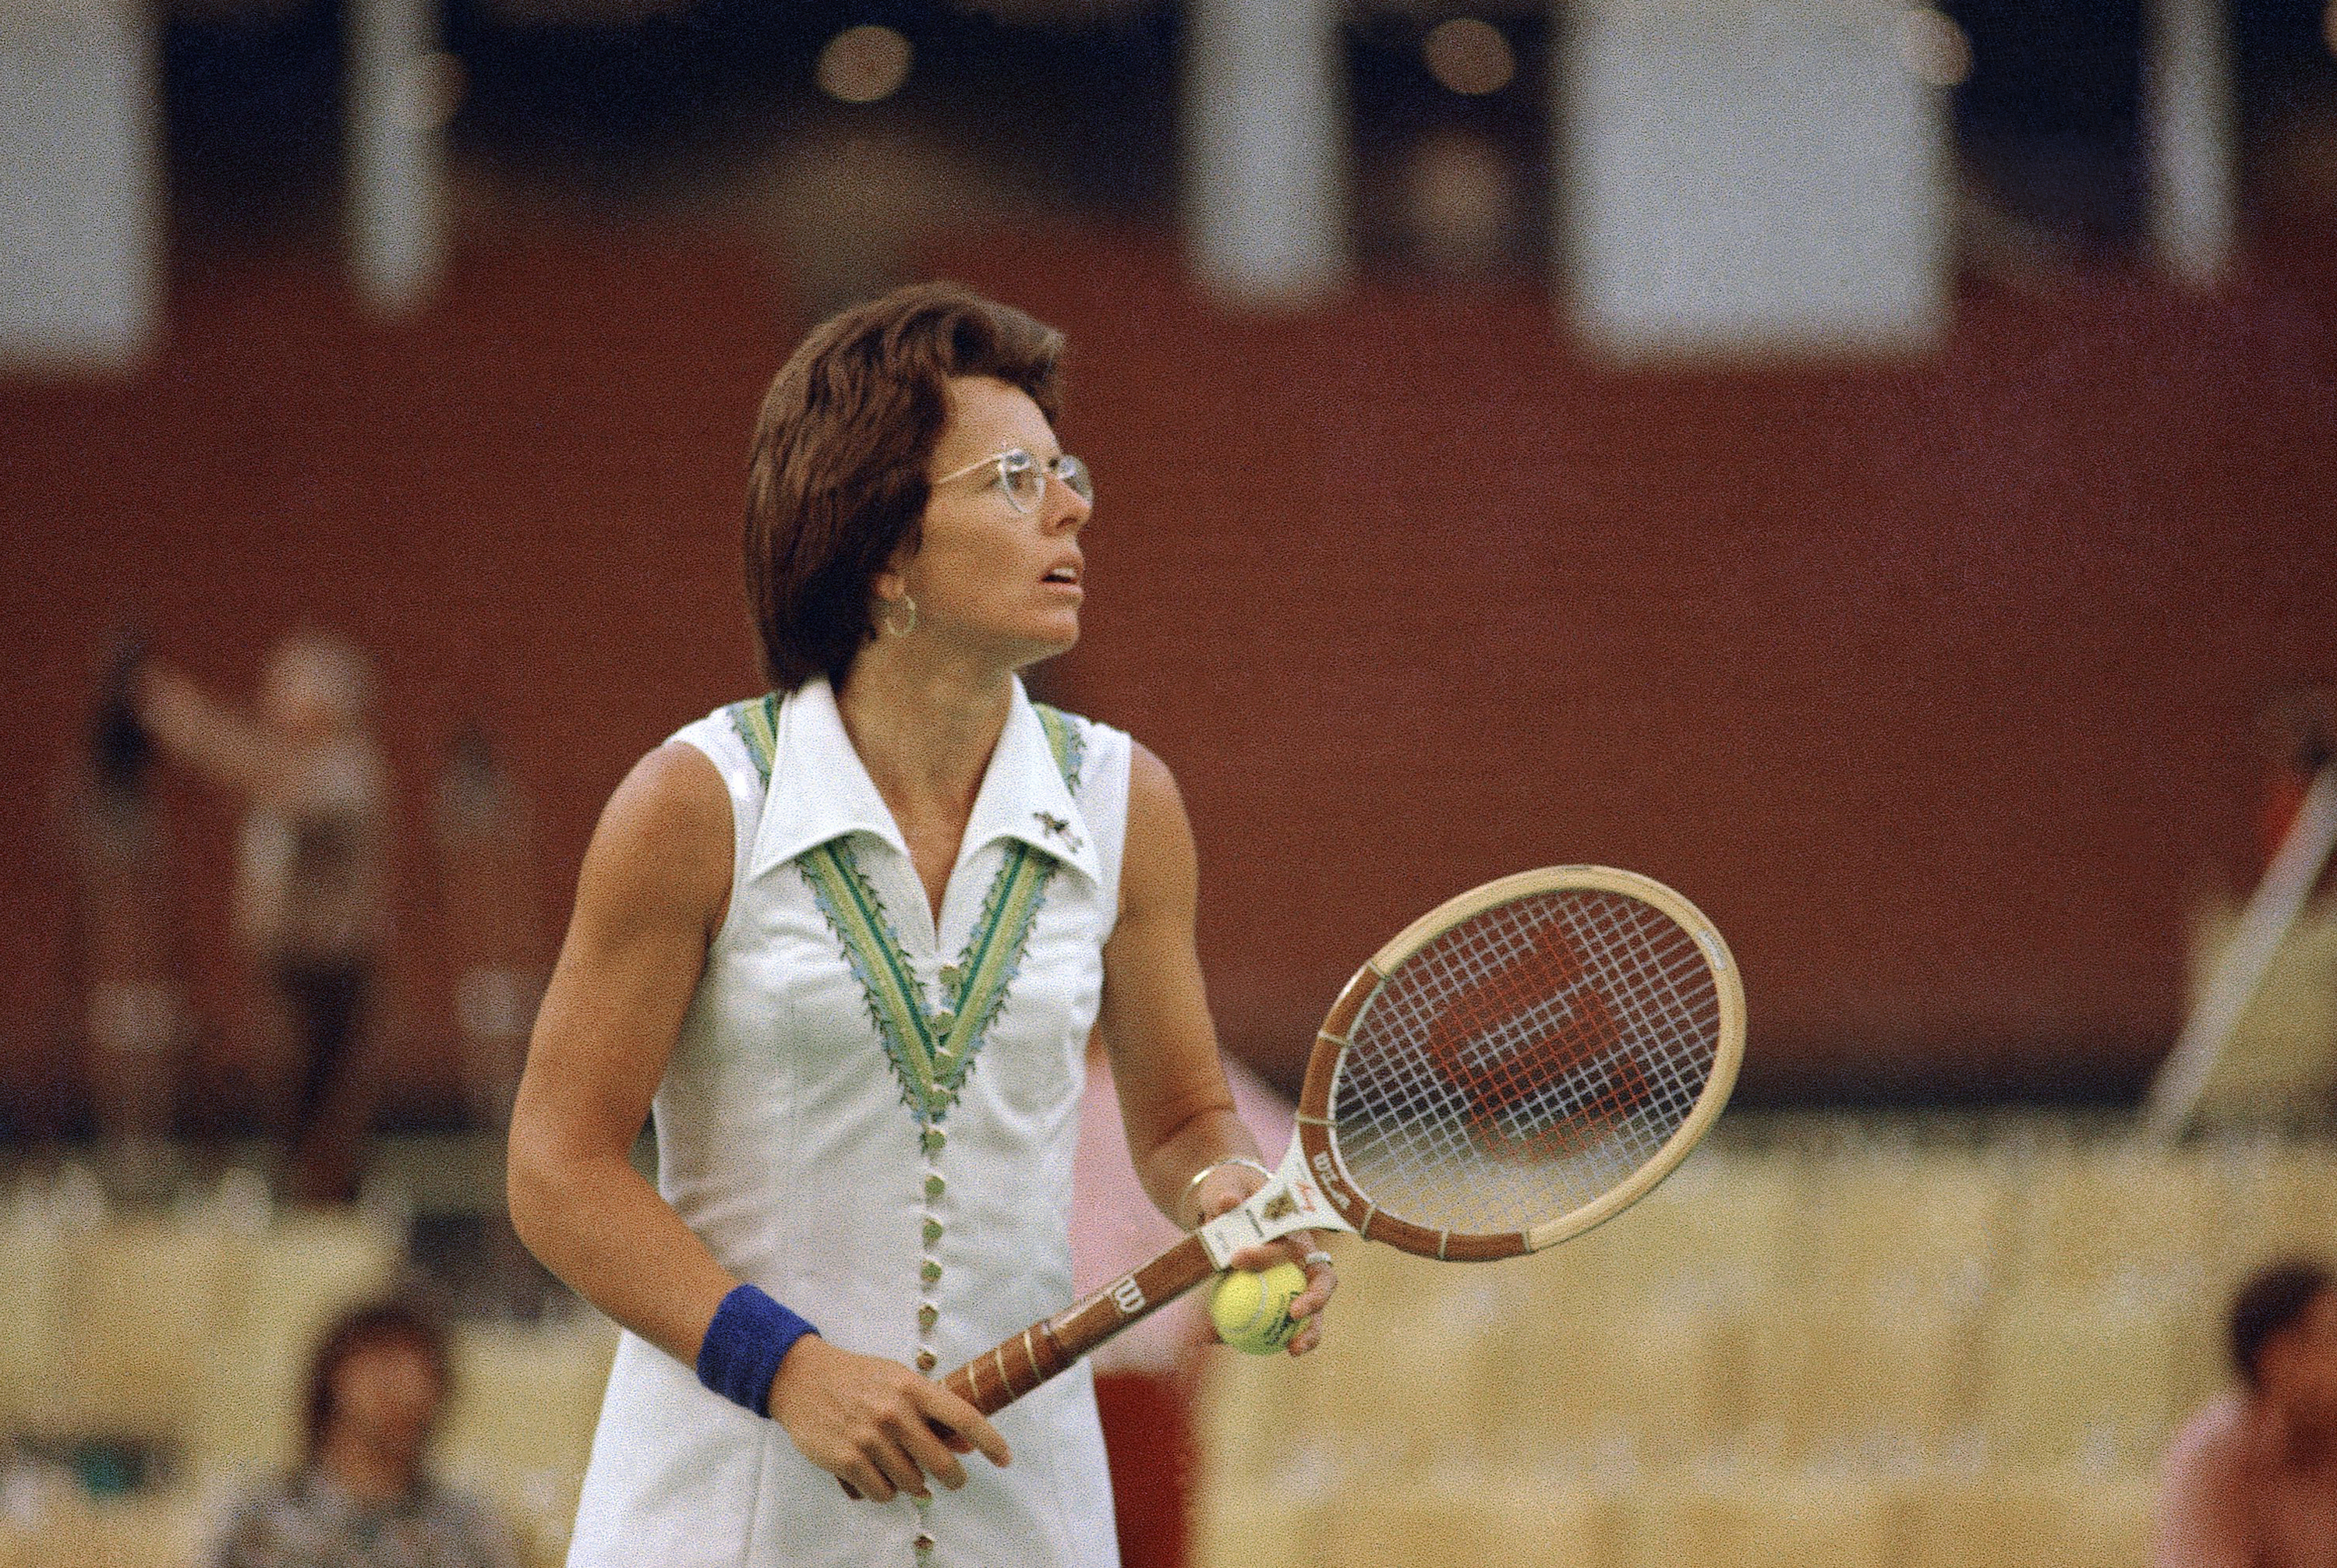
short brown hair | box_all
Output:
[743,283,1066,690]
[302,1295,451,1462]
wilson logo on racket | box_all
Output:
[1423,929,1654,1158]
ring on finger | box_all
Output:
[1302,1249,1334,1272]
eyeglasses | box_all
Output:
[932,448,1093,515]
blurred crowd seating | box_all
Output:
[1,1117,2328,1566]
[1190,1120,2337,1568]
[0,1171,615,1568]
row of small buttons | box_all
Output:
[914,1118,948,1559]
[914,963,970,1559]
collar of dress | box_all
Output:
[724,676,1090,1128]
[742,674,1098,888]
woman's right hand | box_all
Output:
[765,1336,1012,1503]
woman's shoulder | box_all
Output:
[651,694,792,820]
[585,739,734,883]
[609,737,732,839]
[669,695,775,773]
[559,740,737,946]
[1117,734,1177,810]
[1028,699,1133,789]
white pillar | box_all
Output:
[1183,0,1347,308]
[0,0,161,374]
[347,0,446,316]
[1559,0,1950,358]
[2143,0,2234,289]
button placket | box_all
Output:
[915,1128,947,1389]
[911,1120,946,1568]
[913,939,967,1568]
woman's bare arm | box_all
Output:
[1097,743,1334,1346]
[507,741,741,1358]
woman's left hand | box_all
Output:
[1196,1174,1337,1356]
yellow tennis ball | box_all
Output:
[1208,1261,1309,1355]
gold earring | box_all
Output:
[882,594,917,637]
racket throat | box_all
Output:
[1197,1142,1356,1270]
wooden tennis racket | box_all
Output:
[946,864,1745,1415]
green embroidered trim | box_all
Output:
[1033,701,1079,786]
[800,841,970,1123]
[726,693,780,789]
[730,690,1086,1128]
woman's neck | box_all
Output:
[834,645,1017,818]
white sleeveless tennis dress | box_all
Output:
[566,675,1130,1568]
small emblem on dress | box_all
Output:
[1034,811,1084,853]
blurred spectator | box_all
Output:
[2154,1259,2337,1568]
[1072,1035,1294,1568]
[133,632,393,1202]
[58,636,192,1197]
[207,1296,522,1568]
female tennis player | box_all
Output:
[507,282,1335,1566]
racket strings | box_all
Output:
[1331,890,1720,1238]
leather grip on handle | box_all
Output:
[837,1231,1218,1499]
[946,1230,1218,1414]
[946,1320,1072,1414]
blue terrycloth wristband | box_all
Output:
[697,1284,819,1416]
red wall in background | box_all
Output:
[3,223,2332,1130]
[0,230,789,1134]
[949,228,2337,1103]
